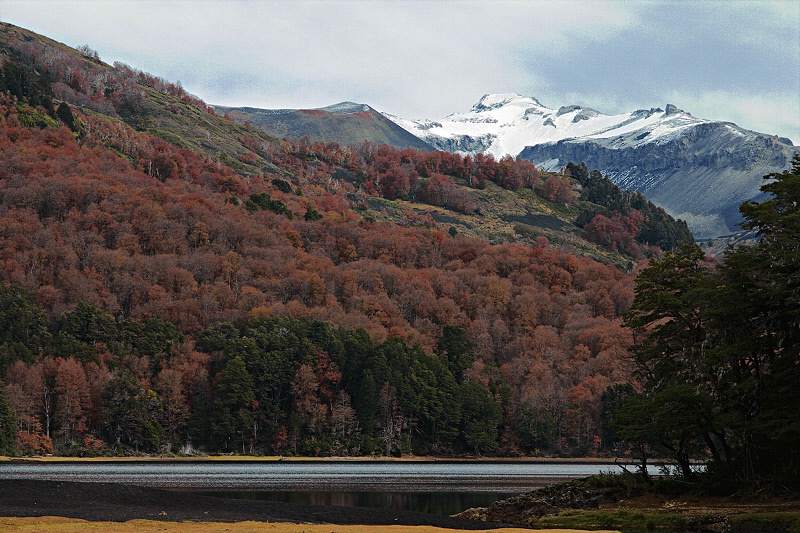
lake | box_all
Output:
[0,460,649,515]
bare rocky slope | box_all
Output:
[519,120,796,238]
[215,102,434,151]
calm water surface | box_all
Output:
[0,461,645,515]
[0,461,632,490]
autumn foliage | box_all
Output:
[0,38,639,457]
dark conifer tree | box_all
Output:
[616,156,800,490]
[56,102,76,131]
[0,379,17,455]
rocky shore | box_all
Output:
[454,477,800,532]
[455,479,622,524]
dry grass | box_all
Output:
[0,517,612,533]
[609,491,800,515]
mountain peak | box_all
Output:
[214,101,432,151]
[664,103,685,116]
[471,93,542,112]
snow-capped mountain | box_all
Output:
[385,94,797,239]
[384,93,701,158]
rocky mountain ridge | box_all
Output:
[214,101,433,151]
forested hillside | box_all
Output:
[0,23,690,458]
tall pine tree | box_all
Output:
[0,379,17,455]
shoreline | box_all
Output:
[0,454,634,465]
[0,517,610,533]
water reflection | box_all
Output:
[0,461,657,515]
[205,490,513,515]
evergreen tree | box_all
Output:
[56,102,76,131]
[0,379,17,455]
[712,154,800,488]
[0,284,51,373]
[0,59,55,114]
[599,383,635,450]
[304,205,322,221]
[616,156,800,490]
[571,162,694,251]
[213,356,256,453]
[101,371,163,453]
[437,325,475,384]
[52,302,118,363]
[460,381,501,456]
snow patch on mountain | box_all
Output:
[321,102,371,113]
[383,93,715,158]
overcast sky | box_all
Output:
[3,0,799,143]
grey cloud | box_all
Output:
[2,0,797,142]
